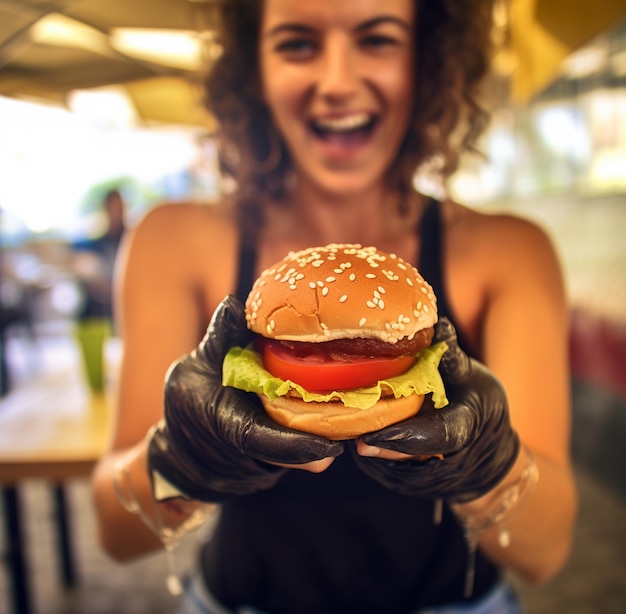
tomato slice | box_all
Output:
[261,340,417,393]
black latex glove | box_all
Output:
[148,295,343,503]
[357,318,520,503]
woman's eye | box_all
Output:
[361,34,401,50]
[275,38,317,58]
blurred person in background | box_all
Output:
[73,188,126,322]
[91,1,578,613]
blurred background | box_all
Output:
[1,0,625,613]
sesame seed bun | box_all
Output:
[243,243,439,440]
[245,244,437,343]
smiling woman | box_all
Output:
[90,1,577,613]
[258,0,415,197]
[206,0,492,233]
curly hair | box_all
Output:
[204,0,494,225]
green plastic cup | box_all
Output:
[75,318,112,392]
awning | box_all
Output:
[0,0,216,126]
[505,0,626,101]
[1,0,625,122]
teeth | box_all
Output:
[314,114,371,132]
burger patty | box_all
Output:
[278,326,434,360]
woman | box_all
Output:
[91,0,577,612]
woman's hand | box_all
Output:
[355,318,520,502]
[148,295,343,503]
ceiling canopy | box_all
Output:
[0,0,216,126]
[1,0,625,125]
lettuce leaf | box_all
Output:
[222,341,448,411]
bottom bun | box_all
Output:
[259,393,425,440]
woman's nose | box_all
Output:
[317,35,360,100]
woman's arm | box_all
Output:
[91,204,227,561]
[361,211,578,584]
[90,203,340,561]
[454,215,577,584]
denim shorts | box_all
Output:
[177,569,523,614]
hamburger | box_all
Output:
[222,244,448,440]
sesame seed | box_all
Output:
[339,295,348,303]
[407,279,414,287]
[322,287,329,296]
[377,286,386,294]
[280,267,296,283]
[366,301,376,309]
[378,299,385,310]
[359,317,367,326]
[326,276,336,283]
[366,273,376,279]
[309,282,316,289]
[349,273,356,281]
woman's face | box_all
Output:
[259,0,415,197]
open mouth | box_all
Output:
[309,113,377,143]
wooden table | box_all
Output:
[0,362,112,614]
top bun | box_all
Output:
[245,244,437,344]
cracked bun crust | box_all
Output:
[245,244,437,343]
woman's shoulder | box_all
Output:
[134,198,236,237]
[445,200,558,264]
[127,199,238,257]
[122,198,240,279]
[444,199,565,310]
[120,198,243,315]
[440,199,567,355]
